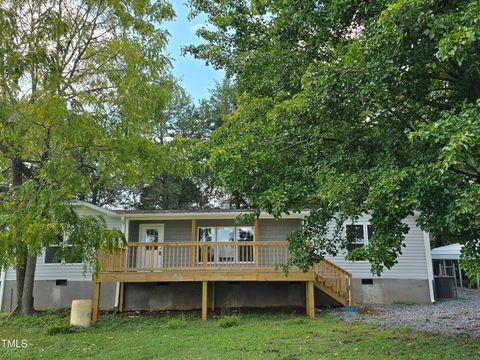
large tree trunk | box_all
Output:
[11,156,37,315]
[15,262,26,312]
[20,255,37,315]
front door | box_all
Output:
[138,224,164,270]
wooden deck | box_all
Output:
[92,241,353,322]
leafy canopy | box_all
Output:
[134,78,237,210]
[188,0,480,280]
[0,0,184,272]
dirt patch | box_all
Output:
[356,306,385,316]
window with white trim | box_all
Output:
[345,224,373,255]
[44,235,82,264]
[197,226,254,264]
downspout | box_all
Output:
[423,231,436,303]
[0,269,6,312]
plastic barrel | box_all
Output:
[70,299,92,327]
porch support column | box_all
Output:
[211,281,215,311]
[92,282,101,323]
[118,282,125,312]
[191,219,197,268]
[457,262,463,288]
[202,281,208,321]
[306,281,315,318]
[254,219,259,270]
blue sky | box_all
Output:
[164,1,224,102]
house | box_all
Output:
[0,202,435,320]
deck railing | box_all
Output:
[314,260,354,306]
[98,241,354,305]
[98,241,292,273]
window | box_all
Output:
[236,227,254,263]
[217,227,235,262]
[198,227,216,262]
[144,228,159,243]
[44,235,82,264]
[345,224,373,257]
[140,226,162,250]
[197,226,255,264]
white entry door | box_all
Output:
[138,224,164,270]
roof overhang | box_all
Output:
[118,211,310,221]
[71,201,121,217]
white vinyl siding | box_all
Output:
[5,210,431,282]
[325,214,430,280]
[5,206,123,281]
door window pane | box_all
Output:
[144,229,159,243]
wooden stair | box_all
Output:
[313,260,354,306]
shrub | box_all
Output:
[218,315,240,328]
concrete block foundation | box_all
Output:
[1,280,116,311]
[123,281,306,311]
[351,278,431,304]
[1,278,432,312]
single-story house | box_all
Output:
[0,202,435,319]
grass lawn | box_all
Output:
[0,311,479,360]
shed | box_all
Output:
[431,244,467,288]
[431,243,462,260]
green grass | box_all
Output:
[0,311,479,359]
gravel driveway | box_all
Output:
[331,288,480,337]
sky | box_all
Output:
[164,1,225,103]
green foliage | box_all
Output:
[187,0,480,279]
[46,323,85,336]
[134,78,237,209]
[165,315,187,329]
[218,314,240,328]
[0,0,184,311]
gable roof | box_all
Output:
[71,201,120,217]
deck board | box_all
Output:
[94,270,315,283]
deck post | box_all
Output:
[211,281,215,311]
[202,245,208,269]
[202,281,208,321]
[306,281,314,318]
[92,282,101,322]
[118,282,125,312]
[191,219,197,268]
[254,219,259,270]
[348,273,354,306]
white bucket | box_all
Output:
[70,299,92,327]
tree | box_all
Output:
[0,0,184,314]
[134,78,237,209]
[187,0,480,281]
